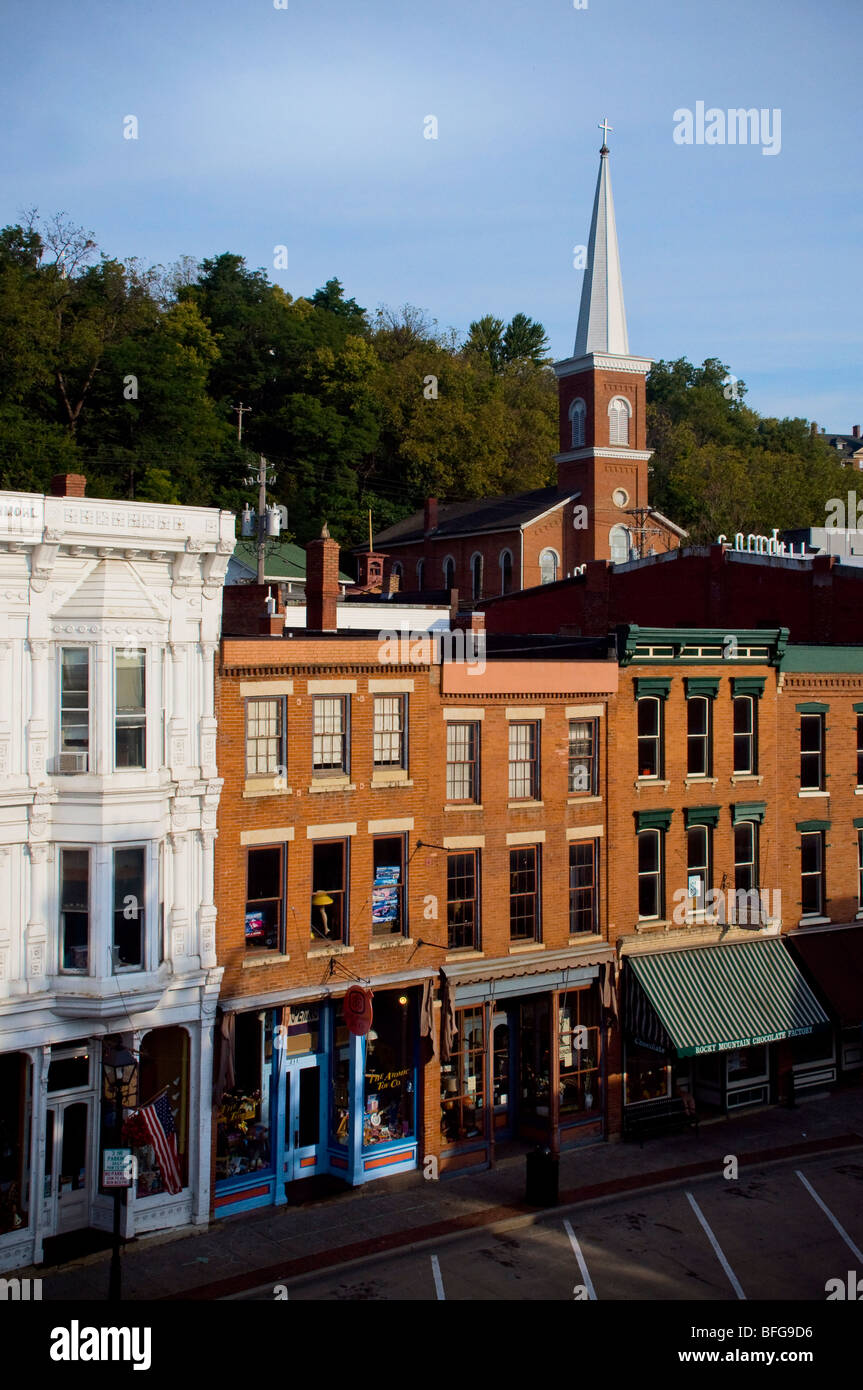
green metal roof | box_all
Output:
[230,539,354,584]
[627,938,829,1058]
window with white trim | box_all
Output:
[569,397,586,448]
[608,396,631,445]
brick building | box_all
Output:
[371,139,685,600]
[211,529,627,1209]
[475,552,863,1127]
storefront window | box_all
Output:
[726,1045,768,1084]
[330,1006,350,1147]
[283,1005,320,1057]
[0,1053,29,1234]
[791,1030,835,1068]
[215,1012,273,1181]
[558,987,600,1118]
[519,997,551,1124]
[363,993,415,1147]
[440,1006,485,1146]
[125,1027,189,1197]
[492,1013,509,1109]
[626,1044,671,1103]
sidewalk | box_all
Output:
[33,1086,863,1301]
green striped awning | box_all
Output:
[627,938,830,1058]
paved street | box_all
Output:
[238,1152,863,1301]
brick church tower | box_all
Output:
[554,127,682,564]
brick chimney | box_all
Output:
[424,497,438,535]
[853,426,861,439]
[50,473,86,498]
[221,584,285,636]
[306,523,340,632]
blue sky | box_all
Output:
[2,0,861,428]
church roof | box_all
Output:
[574,143,629,357]
[372,486,577,548]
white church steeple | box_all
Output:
[573,122,629,357]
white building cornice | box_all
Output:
[554,352,654,379]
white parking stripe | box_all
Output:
[686,1191,746,1300]
[563,1218,598,1300]
[430,1254,446,1301]
[796,1169,863,1263]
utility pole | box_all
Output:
[233,402,252,442]
[241,455,280,585]
[257,454,268,583]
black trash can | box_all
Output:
[525,1145,559,1206]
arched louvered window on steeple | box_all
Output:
[608,396,631,446]
[609,524,631,565]
[569,397,586,448]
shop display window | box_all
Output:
[330,1006,350,1147]
[726,1045,768,1085]
[519,997,551,1123]
[215,1012,273,1181]
[558,987,600,1118]
[0,1053,29,1234]
[363,993,415,1146]
[283,1005,320,1057]
[126,1027,189,1197]
[440,1006,485,1145]
[492,1013,510,1110]
[791,1030,835,1069]
[626,1044,671,1103]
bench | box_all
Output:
[623,1096,699,1145]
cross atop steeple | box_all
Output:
[598,117,613,150]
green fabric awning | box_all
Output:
[627,938,830,1058]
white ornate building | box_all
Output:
[0,474,234,1272]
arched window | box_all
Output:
[416,559,424,590]
[499,549,513,595]
[470,552,483,601]
[609,524,631,565]
[569,397,586,448]
[608,396,631,446]
[539,549,559,585]
[443,556,456,591]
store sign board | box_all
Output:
[345,986,374,1037]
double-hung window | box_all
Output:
[569,840,598,934]
[568,719,597,795]
[60,849,89,972]
[685,825,710,919]
[59,648,89,770]
[373,695,406,771]
[800,713,826,791]
[115,650,146,769]
[857,715,863,788]
[245,697,286,782]
[447,851,479,951]
[637,698,662,778]
[313,696,348,775]
[311,840,347,942]
[637,829,663,920]
[245,845,284,953]
[446,722,479,802]
[733,696,756,774]
[800,830,825,916]
[508,721,539,801]
[113,847,146,970]
[733,821,760,925]
[509,846,540,941]
[687,697,711,776]
[372,835,406,937]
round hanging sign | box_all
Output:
[344,986,374,1037]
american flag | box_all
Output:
[139,1094,183,1195]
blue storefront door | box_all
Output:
[283,1057,322,1182]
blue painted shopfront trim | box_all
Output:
[214,993,420,1217]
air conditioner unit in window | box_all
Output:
[56,752,88,773]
